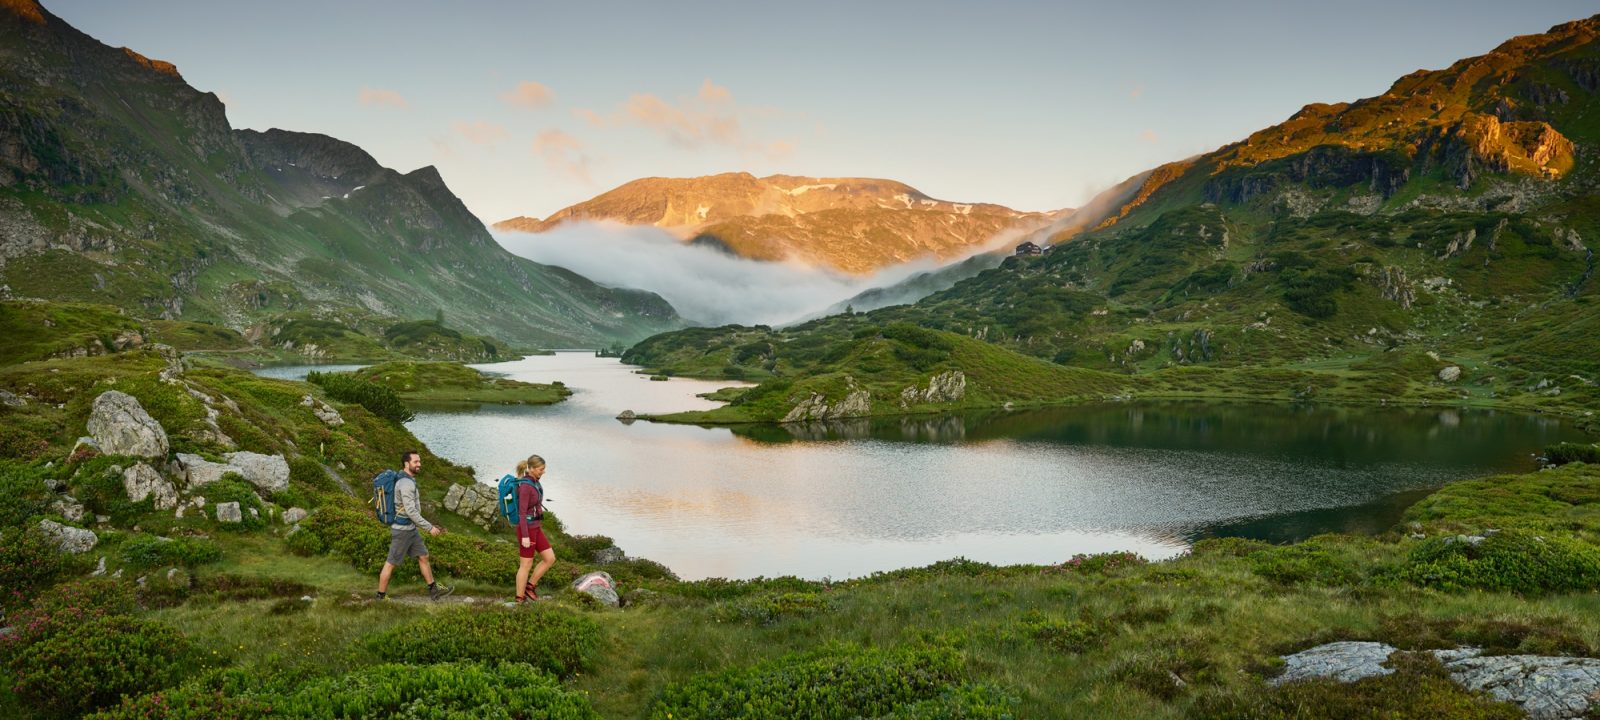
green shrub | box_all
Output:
[85,685,273,720]
[284,527,327,556]
[2,577,138,648]
[711,591,833,626]
[1047,551,1148,575]
[1249,544,1361,586]
[1399,530,1600,594]
[0,526,70,611]
[286,455,336,494]
[120,534,222,569]
[1544,442,1600,467]
[1190,537,1272,558]
[365,606,600,678]
[880,684,1019,719]
[0,461,52,527]
[6,616,202,718]
[306,371,414,423]
[198,474,267,530]
[650,643,965,720]
[1016,616,1100,653]
[269,661,598,718]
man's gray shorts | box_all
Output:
[387,527,428,565]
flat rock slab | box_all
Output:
[1442,652,1600,720]
[177,453,244,490]
[1276,643,1600,719]
[1272,641,1398,685]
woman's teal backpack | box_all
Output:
[497,474,544,526]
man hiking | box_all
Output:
[376,450,453,601]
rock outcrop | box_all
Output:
[36,519,97,553]
[784,380,873,423]
[122,462,178,510]
[224,451,289,494]
[86,391,168,459]
[175,453,244,490]
[1275,642,1600,719]
[898,370,967,408]
[300,395,344,427]
[442,482,501,529]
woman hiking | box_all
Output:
[511,454,555,603]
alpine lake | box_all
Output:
[256,353,1585,581]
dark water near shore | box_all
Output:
[258,354,1585,580]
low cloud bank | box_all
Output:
[494,222,1032,327]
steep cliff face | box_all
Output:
[0,0,679,346]
[496,172,1061,274]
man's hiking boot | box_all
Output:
[429,583,454,601]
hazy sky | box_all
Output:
[49,1,1598,222]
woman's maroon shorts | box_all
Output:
[518,527,551,558]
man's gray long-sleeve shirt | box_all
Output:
[391,473,434,531]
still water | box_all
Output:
[258,354,1585,580]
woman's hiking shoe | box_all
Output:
[429,583,454,601]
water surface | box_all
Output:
[262,354,1584,580]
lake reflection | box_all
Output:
[267,353,1586,580]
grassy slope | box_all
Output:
[4,346,1598,717]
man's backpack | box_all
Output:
[371,470,412,526]
[497,474,545,526]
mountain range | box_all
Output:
[494,172,1063,274]
[627,14,1600,424]
[0,0,677,349]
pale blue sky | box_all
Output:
[49,1,1599,221]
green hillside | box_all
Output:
[0,1,679,349]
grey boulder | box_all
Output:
[176,453,243,490]
[224,451,290,494]
[571,570,619,607]
[86,391,169,459]
[122,463,179,510]
[215,501,243,524]
[37,519,98,554]
[443,482,501,528]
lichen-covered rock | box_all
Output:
[1439,365,1463,383]
[215,501,242,523]
[1436,650,1600,720]
[50,495,85,522]
[37,519,98,553]
[224,451,289,494]
[122,463,178,510]
[86,390,169,458]
[0,389,25,407]
[443,482,501,528]
[300,394,344,426]
[571,571,619,607]
[593,546,626,565]
[283,507,309,525]
[176,453,243,489]
[1272,641,1397,685]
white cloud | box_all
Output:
[494,220,1033,327]
[452,120,509,146]
[572,79,792,157]
[501,81,555,109]
[532,129,592,184]
[358,87,408,109]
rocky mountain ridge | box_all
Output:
[0,0,678,348]
[496,172,1065,274]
